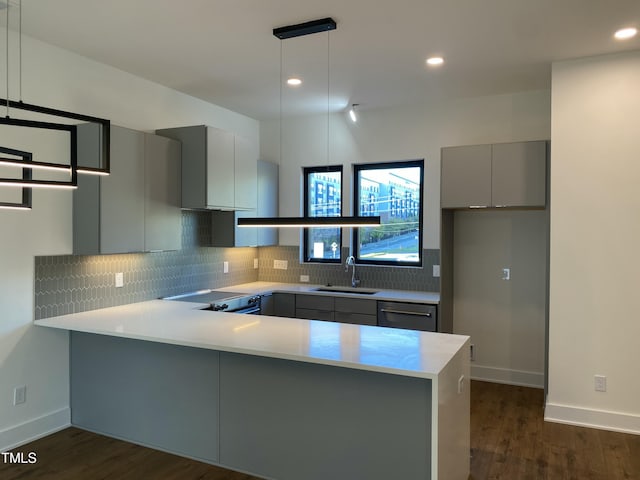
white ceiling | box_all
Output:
[10,0,640,120]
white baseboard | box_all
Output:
[545,402,640,435]
[471,364,544,388]
[0,407,70,452]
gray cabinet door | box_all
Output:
[334,298,378,326]
[206,127,235,209]
[296,308,335,322]
[156,126,207,209]
[441,144,492,208]
[100,126,145,254]
[273,293,296,318]
[156,125,257,211]
[334,311,377,326]
[210,159,277,247]
[378,301,437,332]
[233,134,257,210]
[257,160,279,246]
[491,141,546,207]
[144,134,182,251]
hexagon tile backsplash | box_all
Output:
[34,212,441,320]
[34,212,258,320]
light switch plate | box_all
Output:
[13,385,26,405]
[115,272,124,288]
[300,275,310,283]
[432,265,440,277]
[223,261,229,274]
[254,258,259,269]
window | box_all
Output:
[353,160,424,266]
[303,165,342,263]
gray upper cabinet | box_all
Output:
[144,133,182,251]
[256,159,279,246]
[441,144,492,208]
[211,159,279,248]
[441,141,546,209]
[73,125,181,255]
[491,141,546,207]
[156,125,257,211]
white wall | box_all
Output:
[547,51,640,434]
[0,30,258,450]
[260,91,551,247]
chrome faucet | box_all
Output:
[345,256,360,288]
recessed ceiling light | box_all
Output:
[426,57,444,66]
[614,27,638,40]
[287,77,302,86]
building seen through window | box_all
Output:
[303,166,342,263]
[354,160,424,266]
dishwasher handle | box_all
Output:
[379,308,432,318]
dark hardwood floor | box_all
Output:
[2,381,638,479]
[470,381,639,480]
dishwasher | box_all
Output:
[377,301,437,332]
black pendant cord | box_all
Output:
[279,38,283,177]
[18,0,21,102]
[326,29,330,168]
[5,0,9,117]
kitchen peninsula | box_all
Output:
[35,297,469,480]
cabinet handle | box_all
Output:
[379,308,432,318]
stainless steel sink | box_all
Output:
[313,286,379,295]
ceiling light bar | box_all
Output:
[0,179,77,189]
[0,156,72,173]
[273,17,336,39]
[0,145,32,209]
[0,117,78,189]
[0,98,110,175]
[0,204,31,210]
[238,216,381,228]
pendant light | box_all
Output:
[0,0,110,187]
[238,18,380,229]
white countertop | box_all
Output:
[215,281,440,304]
[35,299,465,380]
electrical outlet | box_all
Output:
[274,260,288,270]
[13,385,26,406]
[594,375,607,392]
[115,272,124,288]
[501,268,511,281]
[432,265,440,277]
[470,344,475,361]
[223,261,229,274]
[253,258,259,269]
[300,275,310,283]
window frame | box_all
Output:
[302,165,343,264]
[352,159,424,267]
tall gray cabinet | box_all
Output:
[439,139,549,384]
[73,125,181,254]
